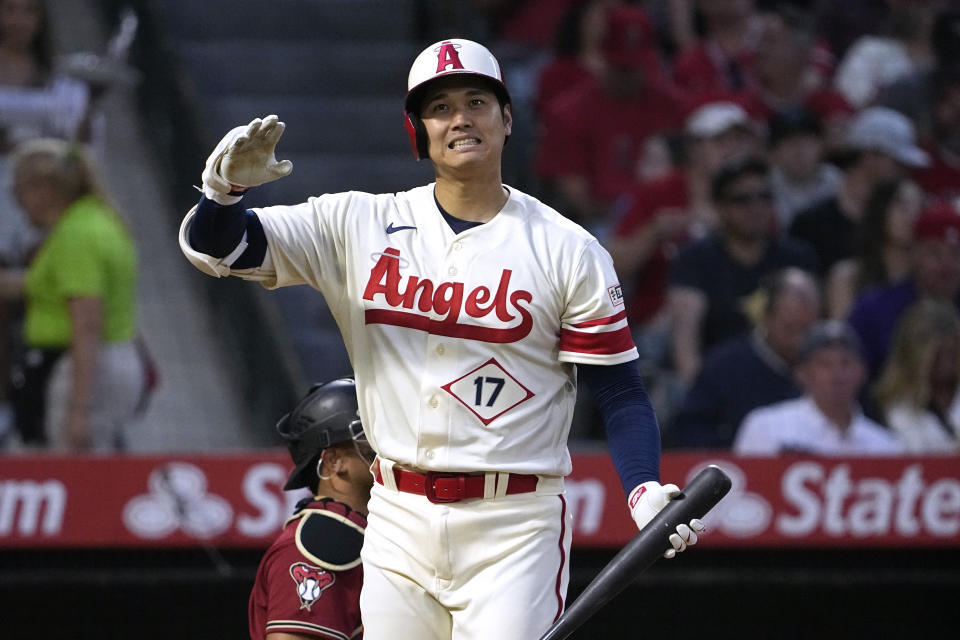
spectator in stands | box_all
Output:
[609,101,758,358]
[470,0,582,50]
[0,0,88,154]
[873,299,960,454]
[812,0,895,60]
[671,0,761,97]
[832,3,934,110]
[766,105,842,231]
[912,68,960,203]
[533,3,685,229]
[733,319,903,456]
[2,138,144,451]
[669,267,820,450]
[667,155,817,384]
[825,178,922,320]
[788,106,929,278]
[0,0,79,445]
[849,201,960,380]
[747,4,853,149]
[874,4,960,142]
[533,0,608,120]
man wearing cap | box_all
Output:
[848,203,960,379]
[178,37,704,640]
[533,4,685,228]
[733,320,903,456]
[788,106,930,277]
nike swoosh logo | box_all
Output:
[386,222,417,234]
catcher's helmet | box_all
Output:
[276,378,366,491]
[403,38,511,161]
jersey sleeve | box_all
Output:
[559,240,639,365]
[259,541,363,640]
[253,195,348,292]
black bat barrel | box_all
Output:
[538,465,733,640]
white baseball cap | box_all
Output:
[685,101,751,138]
[403,38,511,160]
[405,39,510,115]
[844,106,930,168]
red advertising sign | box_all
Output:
[0,452,957,549]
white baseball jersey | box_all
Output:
[180,183,638,475]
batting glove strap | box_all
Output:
[628,480,678,530]
[629,481,708,559]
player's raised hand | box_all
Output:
[628,481,707,558]
[201,115,293,201]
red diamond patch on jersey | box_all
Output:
[442,358,534,425]
[289,562,335,611]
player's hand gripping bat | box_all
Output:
[538,465,733,640]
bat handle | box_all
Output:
[538,465,733,640]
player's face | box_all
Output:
[419,77,512,171]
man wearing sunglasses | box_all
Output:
[667,155,818,386]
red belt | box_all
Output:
[374,463,539,504]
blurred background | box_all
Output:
[1,0,959,637]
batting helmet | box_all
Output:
[276,378,367,491]
[403,38,511,161]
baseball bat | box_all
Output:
[537,464,733,640]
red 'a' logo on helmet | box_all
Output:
[435,42,465,73]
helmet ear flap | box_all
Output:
[404,110,429,161]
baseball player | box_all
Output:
[182,39,705,640]
[249,377,374,640]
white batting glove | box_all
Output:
[201,115,293,204]
[628,481,707,559]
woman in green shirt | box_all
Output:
[4,138,144,450]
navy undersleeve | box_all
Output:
[579,360,661,494]
[189,196,268,268]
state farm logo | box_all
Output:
[123,462,232,539]
[685,462,772,538]
[362,247,534,343]
[688,460,960,539]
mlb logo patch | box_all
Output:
[608,284,624,307]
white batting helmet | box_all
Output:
[403,38,511,160]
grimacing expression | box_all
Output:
[419,77,512,168]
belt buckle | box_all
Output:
[424,472,466,504]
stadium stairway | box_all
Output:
[155,0,434,385]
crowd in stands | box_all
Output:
[1,0,959,458]
[480,0,960,455]
[0,0,148,453]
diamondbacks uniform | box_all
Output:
[182,183,637,638]
[249,498,365,640]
